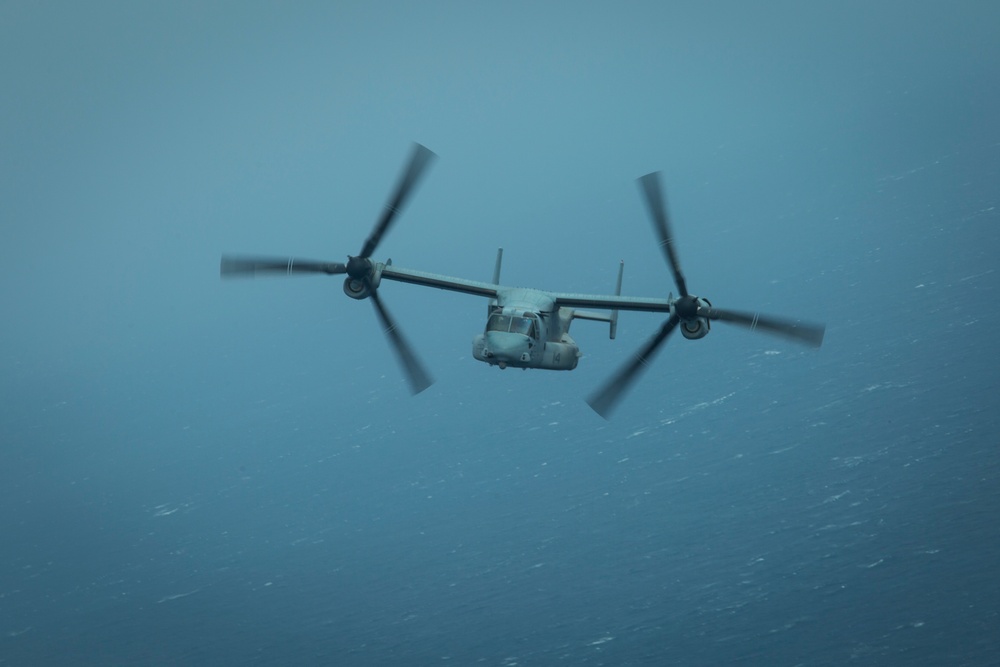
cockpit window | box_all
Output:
[487,313,537,338]
[510,316,535,337]
[487,314,512,333]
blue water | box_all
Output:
[2,3,998,665]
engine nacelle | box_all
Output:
[672,295,712,340]
[679,316,710,340]
[343,277,371,300]
[342,261,385,300]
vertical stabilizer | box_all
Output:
[488,248,504,313]
[609,260,623,339]
[492,248,503,284]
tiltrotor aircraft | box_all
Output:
[221,144,825,418]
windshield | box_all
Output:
[487,313,537,338]
[487,314,511,332]
[510,317,534,336]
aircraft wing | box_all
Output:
[380,265,500,299]
[551,292,672,313]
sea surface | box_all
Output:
[2,3,998,665]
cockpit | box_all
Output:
[486,312,538,339]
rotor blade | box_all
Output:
[220,255,347,278]
[638,172,688,297]
[369,288,434,395]
[587,315,679,419]
[701,307,826,347]
[359,143,437,259]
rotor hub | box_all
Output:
[673,294,700,320]
[346,255,372,279]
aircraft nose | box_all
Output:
[484,331,531,364]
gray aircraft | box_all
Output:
[221,144,825,418]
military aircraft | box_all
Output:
[221,143,825,418]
